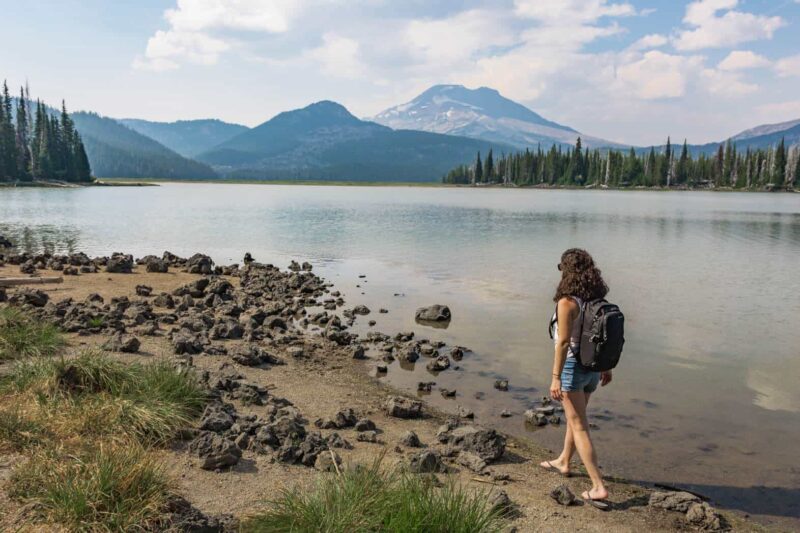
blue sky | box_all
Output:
[2,0,800,145]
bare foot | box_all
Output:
[539,459,570,476]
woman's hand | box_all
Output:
[550,377,562,401]
[601,370,613,387]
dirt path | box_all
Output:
[0,262,757,532]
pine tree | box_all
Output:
[15,87,32,180]
[677,140,688,185]
[0,81,18,180]
[774,137,786,184]
[484,149,494,183]
[473,152,482,184]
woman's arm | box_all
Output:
[550,297,578,401]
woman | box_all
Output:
[540,248,612,509]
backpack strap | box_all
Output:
[548,304,558,339]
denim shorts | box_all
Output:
[561,356,600,393]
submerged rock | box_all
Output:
[415,305,451,323]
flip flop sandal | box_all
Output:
[540,461,571,477]
[581,491,611,511]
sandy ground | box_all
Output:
[0,264,759,532]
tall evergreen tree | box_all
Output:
[774,137,786,184]
[484,149,494,182]
[0,81,18,180]
[473,152,482,184]
[15,87,32,180]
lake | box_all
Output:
[2,183,799,526]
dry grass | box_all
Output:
[0,313,209,531]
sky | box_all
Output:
[2,0,800,145]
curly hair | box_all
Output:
[553,248,609,302]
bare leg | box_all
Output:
[561,391,607,499]
[540,393,591,475]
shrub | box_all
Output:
[5,352,207,444]
[9,442,172,531]
[0,307,65,360]
[241,458,506,533]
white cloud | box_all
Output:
[514,0,635,22]
[615,51,701,99]
[405,10,516,65]
[135,30,231,71]
[757,100,800,120]
[134,0,308,70]
[718,50,770,71]
[700,68,758,96]
[305,33,364,78]
[629,33,668,50]
[775,54,800,77]
[673,0,784,51]
[163,0,302,33]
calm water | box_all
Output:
[2,183,799,525]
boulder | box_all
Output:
[106,253,133,273]
[648,491,700,512]
[686,502,725,531]
[399,430,422,448]
[426,355,450,372]
[0,235,12,248]
[10,288,48,307]
[315,450,342,472]
[102,333,140,354]
[189,432,242,470]
[146,258,169,273]
[525,410,548,427]
[385,396,422,419]
[408,450,447,473]
[550,484,577,506]
[456,451,487,473]
[354,418,376,432]
[415,305,451,323]
[439,426,505,462]
[199,404,235,432]
[135,285,153,297]
[352,305,370,315]
[186,253,213,274]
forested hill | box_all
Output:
[71,112,218,179]
[444,138,799,190]
[197,100,512,181]
[118,118,248,158]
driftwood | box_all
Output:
[0,277,63,288]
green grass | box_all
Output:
[0,405,51,451]
[9,443,172,532]
[87,316,106,328]
[0,306,65,360]
[4,351,208,444]
[241,458,507,533]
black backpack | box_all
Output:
[549,298,625,372]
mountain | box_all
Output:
[663,119,800,157]
[117,118,248,158]
[372,85,622,150]
[197,101,512,181]
[731,119,800,142]
[71,112,218,179]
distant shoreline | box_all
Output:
[93,177,797,193]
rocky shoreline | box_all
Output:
[0,240,744,531]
